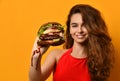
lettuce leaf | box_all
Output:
[37,23,52,37]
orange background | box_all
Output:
[0,0,120,81]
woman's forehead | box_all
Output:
[70,13,83,24]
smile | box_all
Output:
[76,34,86,39]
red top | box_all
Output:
[53,48,91,81]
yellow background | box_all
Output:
[0,0,120,81]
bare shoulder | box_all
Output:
[49,48,68,63]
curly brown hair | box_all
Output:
[64,4,115,81]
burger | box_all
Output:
[37,22,65,46]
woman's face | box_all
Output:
[70,13,88,44]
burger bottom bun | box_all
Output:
[37,39,65,46]
[37,40,53,46]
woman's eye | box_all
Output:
[72,25,77,27]
[71,24,78,27]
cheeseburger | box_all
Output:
[37,22,65,46]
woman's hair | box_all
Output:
[64,4,115,81]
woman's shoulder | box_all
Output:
[51,48,67,54]
[49,48,68,62]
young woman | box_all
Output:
[29,4,115,81]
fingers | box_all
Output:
[31,36,50,69]
[36,52,42,70]
[31,47,41,67]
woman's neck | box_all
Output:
[71,42,87,58]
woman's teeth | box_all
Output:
[76,35,85,39]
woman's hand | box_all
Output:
[31,36,50,70]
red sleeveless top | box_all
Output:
[53,48,91,81]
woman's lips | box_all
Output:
[76,34,86,39]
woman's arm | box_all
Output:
[29,37,57,81]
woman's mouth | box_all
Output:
[76,34,86,39]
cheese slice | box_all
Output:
[53,38,60,42]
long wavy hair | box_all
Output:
[64,4,115,81]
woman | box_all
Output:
[29,4,115,81]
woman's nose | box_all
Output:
[78,27,83,33]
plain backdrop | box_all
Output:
[0,0,120,81]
